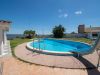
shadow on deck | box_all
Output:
[74,56,100,75]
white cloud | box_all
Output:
[58,9,68,18]
[58,13,68,18]
[64,13,68,18]
[75,11,82,15]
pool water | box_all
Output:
[30,38,91,54]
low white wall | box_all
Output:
[0,30,3,55]
[0,30,8,56]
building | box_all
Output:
[78,24,100,39]
[0,20,11,56]
[78,24,85,34]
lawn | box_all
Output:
[10,38,31,57]
[63,38,92,44]
[10,38,31,50]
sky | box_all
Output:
[0,0,100,34]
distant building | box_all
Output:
[78,24,85,34]
[78,25,100,39]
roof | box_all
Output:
[0,20,12,23]
[85,27,100,32]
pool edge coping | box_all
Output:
[26,41,74,55]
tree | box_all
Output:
[52,25,65,38]
[71,31,76,34]
[24,30,35,39]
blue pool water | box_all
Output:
[30,39,91,54]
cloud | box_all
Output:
[58,9,68,18]
[58,13,68,18]
[64,13,68,18]
[75,11,82,15]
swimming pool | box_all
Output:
[27,38,92,55]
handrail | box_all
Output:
[38,38,40,50]
[91,32,100,51]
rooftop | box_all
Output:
[85,27,100,33]
[0,20,12,23]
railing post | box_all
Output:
[33,39,34,49]
[44,42,45,50]
[77,53,80,58]
[39,38,40,50]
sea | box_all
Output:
[7,34,24,40]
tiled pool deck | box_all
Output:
[0,42,100,75]
[0,57,89,75]
[15,43,99,69]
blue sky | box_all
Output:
[0,0,100,34]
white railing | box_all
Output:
[0,41,11,57]
[0,42,3,57]
[0,41,4,56]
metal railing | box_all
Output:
[0,41,11,57]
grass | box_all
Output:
[63,38,92,44]
[50,38,92,44]
[10,38,31,50]
[10,38,31,57]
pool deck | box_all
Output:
[14,43,100,69]
[0,56,89,75]
[0,42,100,75]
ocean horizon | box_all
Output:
[7,34,24,40]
